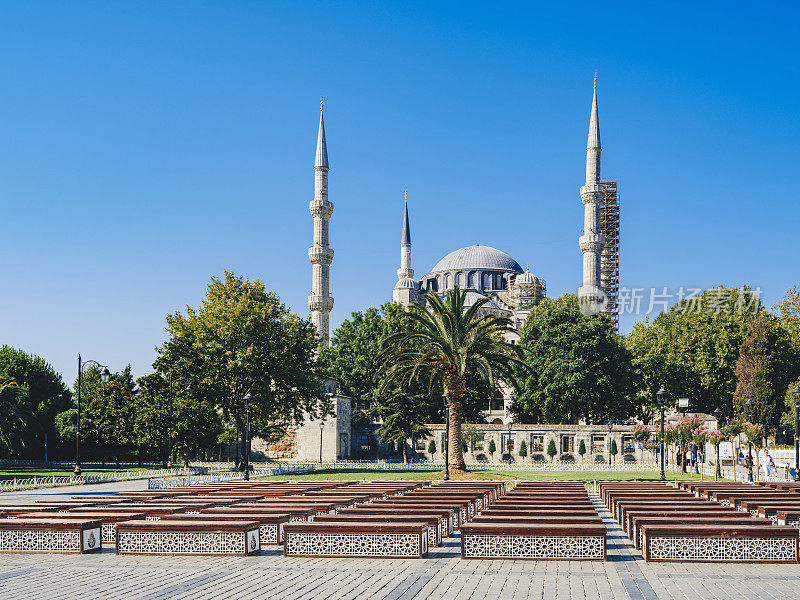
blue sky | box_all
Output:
[2,2,798,383]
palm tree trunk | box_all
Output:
[445,374,467,471]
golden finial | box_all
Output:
[320,97,324,112]
[404,189,407,202]
[593,72,597,90]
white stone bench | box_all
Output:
[642,524,799,562]
[116,519,260,556]
[460,523,606,560]
[0,518,102,553]
[283,521,428,558]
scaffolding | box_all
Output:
[599,181,619,328]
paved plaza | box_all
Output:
[2,482,800,599]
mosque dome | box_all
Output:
[394,277,418,290]
[515,265,537,285]
[429,245,523,274]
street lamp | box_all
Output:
[713,407,723,480]
[318,421,325,465]
[793,386,800,482]
[443,390,451,481]
[745,399,754,482]
[74,356,110,476]
[677,398,690,473]
[243,393,251,481]
[656,388,667,482]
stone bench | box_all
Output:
[0,505,59,517]
[202,505,316,525]
[283,521,428,558]
[160,512,290,544]
[18,511,147,546]
[246,500,337,517]
[314,513,443,546]
[616,502,719,530]
[754,504,800,524]
[777,511,800,527]
[0,518,102,553]
[460,523,606,560]
[622,505,736,536]
[338,506,454,536]
[71,505,186,520]
[116,519,260,556]
[642,524,799,563]
[631,515,770,550]
[372,499,471,528]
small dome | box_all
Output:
[429,245,523,274]
[516,265,537,285]
[394,277,418,290]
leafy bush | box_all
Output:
[427,439,436,455]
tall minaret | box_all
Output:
[393,191,420,306]
[308,99,334,346]
[578,75,606,313]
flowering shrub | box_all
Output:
[743,421,764,446]
[633,423,651,443]
[706,429,725,446]
[691,425,709,446]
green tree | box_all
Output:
[377,287,526,471]
[154,272,328,457]
[488,438,496,459]
[372,385,431,463]
[321,307,385,411]
[0,377,32,456]
[427,439,436,455]
[774,286,800,349]
[518,439,527,458]
[626,286,761,416]
[547,439,557,461]
[578,439,587,461]
[733,310,798,433]
[0,346,72,459]
[610,439,618,460]
[513,294,638,423]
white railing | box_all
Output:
[0,467,198,492]
[305,460,679,472]
[148,464,317,489]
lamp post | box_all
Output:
[713,407,723,480]
[745,399,754,483]
[243,393,251,481]
[677,398,689,473]
[793,386,800,482]
[74,356,110,476]
[318,421,325,465]
[656,388,667,482]
[443,390,451,481]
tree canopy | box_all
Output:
[154,272,328,449]
[625,286,761,416]
[513,294,638,424]
[0,346,72,459]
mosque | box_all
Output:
[276,78,621,460]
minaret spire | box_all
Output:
[578,76,606,314]
[393,190,419,306]
[308,99,334,346]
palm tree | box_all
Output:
[0,376,30,455]
[377,287,527,471]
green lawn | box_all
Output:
[256,468,721,482]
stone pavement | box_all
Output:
[2,482,800,599]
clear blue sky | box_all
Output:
[2,2,798,383]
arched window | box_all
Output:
[468,271,476,289]
[455,272,463,288]
[483,273,492,290]
[443,273,451,289]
